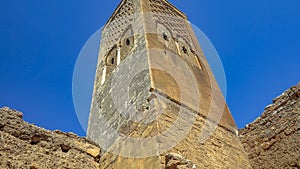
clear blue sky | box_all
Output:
[1,0,299,136]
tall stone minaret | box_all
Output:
[87,0,252,168]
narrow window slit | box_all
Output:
[101,66,107,85]
[163,33,168,41]
[175,40,181,55]
[182,46,188,54]
[111,58,115,64]
[117,47,121,65]
[126,39,130,45]
[194,54,202,70]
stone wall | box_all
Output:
[240,82,300,169]
[0,106,198,169]
[0,107,101,169]
[2,81,300,169]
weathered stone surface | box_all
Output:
[87,0,251,168]
[0,86,298,169]
[86,147,101,158]
[0,107,100,169]
[240,82,300,169]
[165,153,196,169]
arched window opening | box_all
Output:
[111,57,115,64]
[163,33,168,41]
[182,46,188,54]
[126,39,130,46]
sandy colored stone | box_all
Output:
[0,107,100,169]
[240,82,300,169]
[86,147,100,158]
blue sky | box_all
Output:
[1,0,299,136]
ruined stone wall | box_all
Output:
[0,106,200,169]
[240,82,300,169]
[0,107,101,169]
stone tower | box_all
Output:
[87,0,252,168]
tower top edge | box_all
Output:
[102,0,187,30]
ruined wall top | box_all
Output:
[240,82,300,168]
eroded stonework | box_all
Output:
[240,83,300,169]
[0,107,101,169]
[87,0,252,168]
[0,107,199,169]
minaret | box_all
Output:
[87,0,252,168]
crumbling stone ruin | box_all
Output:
[0,107,101,169]
[0,107,198,169]
[1,83,299,168]
[240,82,300,169]
[1,0,299,167]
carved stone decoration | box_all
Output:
[87,0,252,168]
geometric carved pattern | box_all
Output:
[101,0,134,54]
[149,0,192,46]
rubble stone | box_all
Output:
[240,82,300,169]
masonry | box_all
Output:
[0,1,298,168]
[240,83,300,169]
[0,107,101,169]
[0,82,299,168]
[87,0,252,168]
